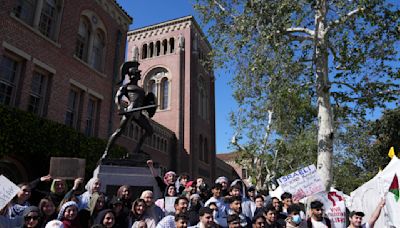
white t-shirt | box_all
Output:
[311,218,329,228]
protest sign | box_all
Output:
[277,164,325,200]
[0,175,20,210]
[49,157,85,180]
[307,191,347,228]
[164,196,177,215]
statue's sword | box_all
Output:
[118,104,158,115]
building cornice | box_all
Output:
[127,15,212,50]
[95,0,132,30]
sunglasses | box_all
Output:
[25,216,39,221]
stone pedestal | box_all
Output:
[93,164,162,199]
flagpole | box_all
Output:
[377,175,389,227]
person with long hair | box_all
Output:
[128,199,156,228]
[22,206,42,228]
[38,197,57,228]
[155,184,177,214]
[9,183,32,218]
[57,201,82,228]
[93,209,116,228]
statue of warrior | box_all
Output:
[102,60,156,159]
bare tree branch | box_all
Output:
[213,0,237,19]
[326,7,365,32]
[285,27,315,36]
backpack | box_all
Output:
[307,217,331,228]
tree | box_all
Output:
[195,0,400,190]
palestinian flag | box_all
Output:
[389,174,399,202]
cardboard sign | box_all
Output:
[277,164,325,200]
[164,196,177,214]
[0,175,20,210]
[49,157,85,180]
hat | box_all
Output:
[23,206,40,217]
[57,201,78,220]
[349,211,365,217]
[310,200,324,209]
[185,181,194,188]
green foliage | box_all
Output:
[0,105,127,177]
[195,0,400,189]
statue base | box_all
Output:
[93,156,161,199]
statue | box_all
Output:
[101,60,157,160]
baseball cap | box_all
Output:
[349,211,365,217]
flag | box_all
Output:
[388,147,395,159]
[389,174,399,202]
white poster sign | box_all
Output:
[308,191,347,228]
[0,175,20,210]
[277,164,325,200]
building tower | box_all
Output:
[127,16,216,180]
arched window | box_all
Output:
[91,30,105,71]
[149,42,154,58]
[169,38,175,53]
[160,78,169,110]
[74,11,107,72]
[162,39,168,54]
[156,41,161,56]
[142,44,148,59]
[198,76,208,119]
[75,16,91,60]
[144,68,170,111]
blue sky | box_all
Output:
[116,0,237,153]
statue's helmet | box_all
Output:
[120,60,141,81]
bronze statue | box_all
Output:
[102,59,156,159]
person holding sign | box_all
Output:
[347,198,385,228]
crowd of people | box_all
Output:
[0,160,386,228]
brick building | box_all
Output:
[125,16,217,180]
[0,0,132,179]
[0,0,237,183]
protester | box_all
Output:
[187,194,202,225]
[79,178,101,210]
[252,214,266,228]
[141,190,164,223]
[38,197,57,228]
[147,160,176,194]
[155,184,177,214]
[188,207,214,228]
[57,201,82,228]
[109,197,128,228]
[9,183,32,218]
[280,192,292,217]
[227,196,251,228]
[347,198,385,228]
[174,213,189,228]
[128,198,156,228]
[285,204,306,228]
[306,200,331,228]
[227,214,241,228]
[93,209,115,228]
[156,196,189,228]
[215,177,229,197]
[23,206,41,228]
[263,205,283,228]
[228,183,254,219]
[44,220,64,228]
[116,185,133,211]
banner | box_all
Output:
[0,175,20,210]
[277,164,325,200]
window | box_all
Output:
[145,68,170,111]
[74,11,107,72]
[149,42,154,58]
[169,38,175,53]
[65,88,82,129]
[90,30,105,71]
[142,44,148,59]
[28,70,50,116]
[85,97,99,136]
[38,0,58,38]
[75,17,91,60]
[160,78,169,110]
[156,41,161,56]
[14,0,63,40]
[14,0,36,25]
[162,40,168,54]
[0,56,21,106]
[198,76,208,120]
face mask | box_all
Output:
[292,215,302,224]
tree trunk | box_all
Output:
[315,0,334,191]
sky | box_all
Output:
[116,0,237,153]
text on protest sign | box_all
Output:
[277,164,325,200]
[0,175,20,210]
